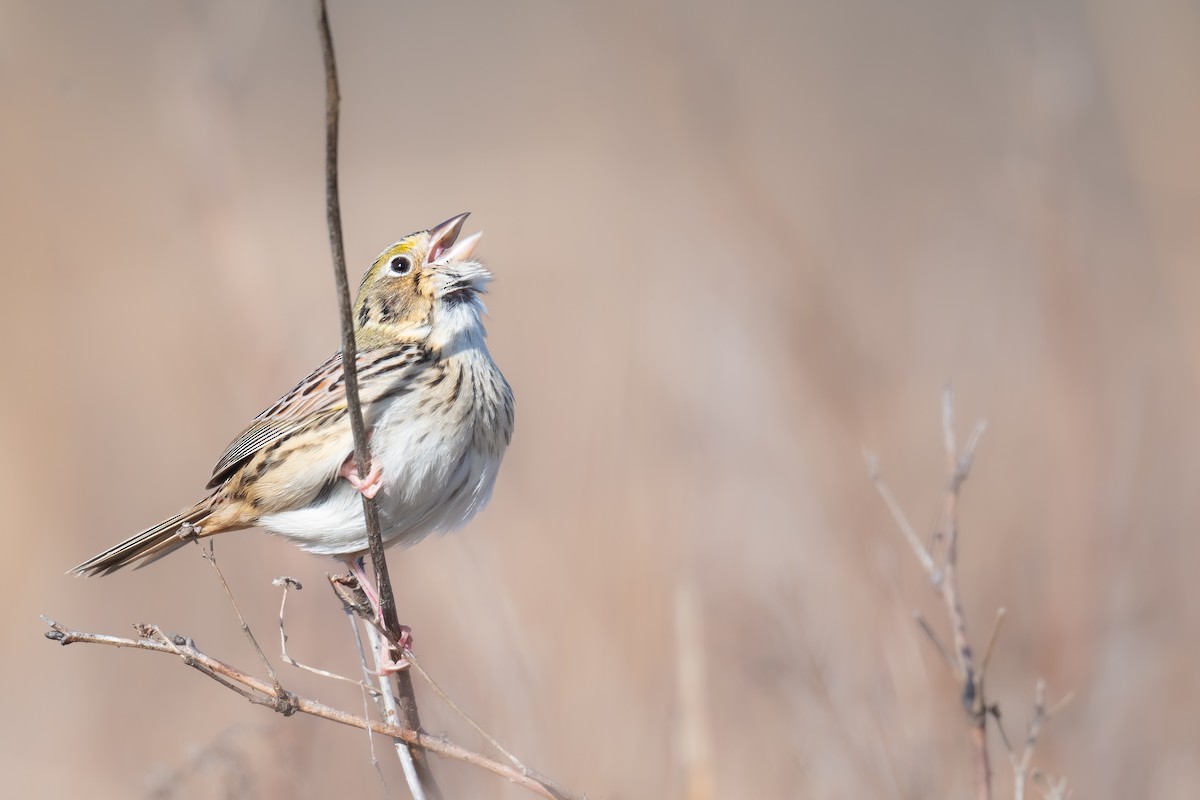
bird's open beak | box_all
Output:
[427,212,482,263]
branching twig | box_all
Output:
[979,607,1007,685]
[871,390,1074,799]
[913,611,957,676]
[42,617,583,800]
[865,449,942,584]
[1011,680,1073,800]
[870,387,992,800]
[1035,773,1070,800]
[937,387,991,800]
[1012,680,1047,800]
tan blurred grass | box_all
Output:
[4,1,1200,797]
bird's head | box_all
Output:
[353,213,490,349]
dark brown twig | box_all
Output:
[315,1,437,793]
[978,607,1007,685]
[315,0,393,627]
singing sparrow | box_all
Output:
[72,213,514,579]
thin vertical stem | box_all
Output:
[316,1,439,794]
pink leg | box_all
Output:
[340,454,383,500]
[346,558,412,674]
[348,558,383,621]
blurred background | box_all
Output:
[3,0,1199,797]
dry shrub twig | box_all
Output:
[866,387,1070,800]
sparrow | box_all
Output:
[72,213,515,594]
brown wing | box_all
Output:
[207,345,428,488]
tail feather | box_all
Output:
[71,503,212,577]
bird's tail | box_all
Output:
[70,501,214,577]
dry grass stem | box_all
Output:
[404,651,526,772]
[201,541,285,698]
[274,576,372,688]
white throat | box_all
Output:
[430,298,487,356]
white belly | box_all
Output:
[258,360,508,558]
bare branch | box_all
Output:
[994,708,1016,757]
[1013,680,1072,800]
[879,408,1072,800]
[1035,772,1070,800]
[1013,680,1047,800]
[1046,691,1075,720]
[936,389,989,799]
[865,449,942,584]
[913,611,958,676]
[871,389,993,800]
[978,607,1006,682]
[42,617,582,800]
[959,420,988,482]
[942,385,957,459]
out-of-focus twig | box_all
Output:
[870,389,1074,799]
[1036,773,1070,800]
[979,607,1007,684]
[935,387,991,800]
[1011,680,1073,800]
[1012,680,1047,800]
[674,578,715,800]
[865,449,942,584]
[913,610,957,675]
[869,387,992,799]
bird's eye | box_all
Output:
[388,255,413,276]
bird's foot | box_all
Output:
[345,558,414,674]
[340,455,383,500]
[374,626,414,675]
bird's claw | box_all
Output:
[340,456,383,500]
[374,626,414,675]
